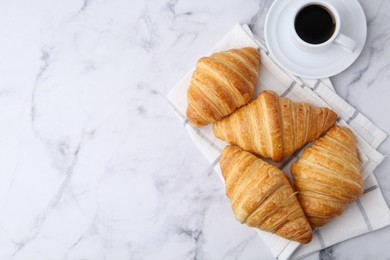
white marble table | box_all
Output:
[0,0,389,259]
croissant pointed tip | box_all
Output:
[299,234,313,244]
[186,106,207,127]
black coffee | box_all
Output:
[294,4,335,44]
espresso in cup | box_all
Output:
[294,4,336,44]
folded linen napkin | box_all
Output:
[167,24,390,260]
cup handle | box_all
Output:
[334,34,356,52]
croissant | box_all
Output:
[221,145,312,244]
[291,126,363,228]
[186,47,260,127]
[213,90,338,162]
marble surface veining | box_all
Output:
[0,0,389,259]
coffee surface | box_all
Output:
[295,5,335,44]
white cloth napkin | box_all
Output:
[167,24,390,260]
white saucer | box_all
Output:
[264,0,367,79]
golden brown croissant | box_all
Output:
[214,90,338,162]
[186,47,260,127]
[291,126,363,228]
[221,145,312,244]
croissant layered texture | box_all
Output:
[186,47,260,127]
[291,126,363,228]
[214,91,338,162]
[220,145,312,244]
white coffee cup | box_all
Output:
[291,0,356,53]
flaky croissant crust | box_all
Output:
[186,47,260,127]
[221,145,313,244]
[214,90,338,162]
[291,126,363,228]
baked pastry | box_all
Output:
[291,126,363,228]
[220,145,312,244]
[213,90,338,162]
[186,47,260,127]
